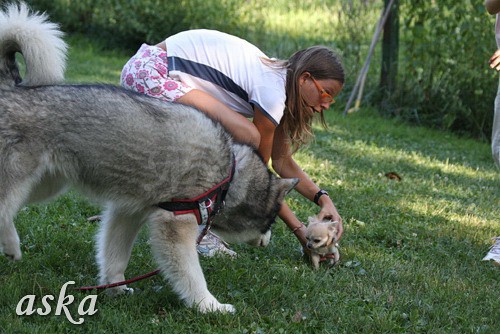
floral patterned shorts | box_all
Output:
[120,44,192,101]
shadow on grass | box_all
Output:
[288,107,498,271]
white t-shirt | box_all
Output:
[165,29,286,125]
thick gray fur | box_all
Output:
[0,3,297,313]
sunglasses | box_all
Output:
[311,76,335,104]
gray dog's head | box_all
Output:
[210,145,298,247]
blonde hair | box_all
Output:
[265,46,345,151]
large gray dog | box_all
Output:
[0,3,297,313]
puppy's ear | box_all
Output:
[327,221,339,233]
[307,216,318,225]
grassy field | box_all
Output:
[0,35,499,333]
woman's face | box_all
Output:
[299,72,343,113]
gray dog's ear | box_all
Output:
[282,177,299,195]
[275,177,299,202]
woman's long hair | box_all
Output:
[265,46,345,152]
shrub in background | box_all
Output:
[23,0,496,141]
[382,0,496,140]
[25,0,250,49]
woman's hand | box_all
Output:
[490,49,500,71]
[317,195,344,240]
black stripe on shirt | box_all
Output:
[168,56,249,102]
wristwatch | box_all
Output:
[313,189,329,205]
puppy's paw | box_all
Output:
[328,259,338,267]
[332,246,340,265]
[310,255,321,270]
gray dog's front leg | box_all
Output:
[148,210,235,313]
[96,205,147,295]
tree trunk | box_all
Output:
[380,0,399,96]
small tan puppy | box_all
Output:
[305,217,340,270]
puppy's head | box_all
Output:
[305,217,339,251]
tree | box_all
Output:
[380,0,399,98]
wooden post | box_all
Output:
[380,0,399,96]
[343,0,395,116]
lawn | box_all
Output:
[0,35,498,334]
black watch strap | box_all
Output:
[313,190,329,205]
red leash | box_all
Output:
[75,269,161,291]
[75,223,213,291]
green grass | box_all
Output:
[1,35,499,334]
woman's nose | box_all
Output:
[320,101,331,111]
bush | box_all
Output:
[378,0,497,140]
[23,0,497,140]
[25,0,253,49]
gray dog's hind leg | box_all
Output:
[0,196,23,261]
[0,177,39,261]
[0,152,65,261]
[148,210,235,313]
[96,204,147,295]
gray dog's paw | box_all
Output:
[4,252,20,261]
[2,245,22,261]
[218,303,236,314]
[198,302,236,314]
[105,286,134,296]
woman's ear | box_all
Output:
[298,71,310,85]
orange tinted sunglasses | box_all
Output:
[311,76,335,104]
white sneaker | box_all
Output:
[482,237,500,265]
[197,228,237,258]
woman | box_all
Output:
[482,0,500,266]
[485,0,500,168]
[121,29,345,257]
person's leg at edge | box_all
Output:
[493,80,500,168]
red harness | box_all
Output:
[156,157,236,226]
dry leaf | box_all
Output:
[384,172,402,181]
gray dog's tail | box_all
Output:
[0,2,67,86]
